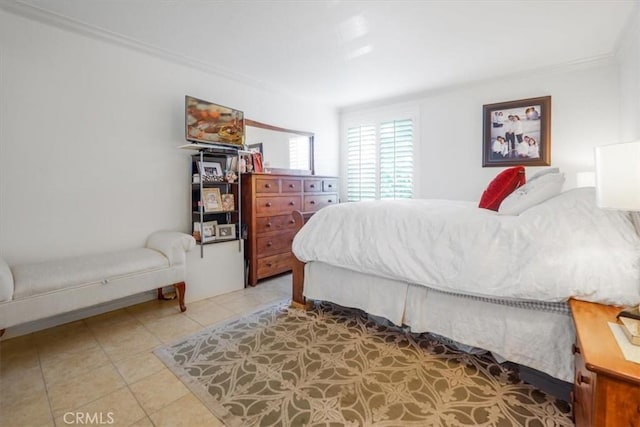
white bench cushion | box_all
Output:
[146,231,195,266]
[0,257,13,302]
[12,248,169,300]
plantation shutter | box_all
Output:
[379,119,413,199]
[347,125,377,201]
[346,118,414,201]
[289,136,309,170]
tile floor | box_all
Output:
[0,275,291,427]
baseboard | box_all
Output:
[2,291,157,340]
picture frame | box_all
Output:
[216,224,236,240]
[252,152,264,173]
[227,156,238,173]
[482,96,551,167]
[201,188,223,212]
[239,153,254,173]
[248,143,263,155]
[221,193,235,212]
[197,161,223,177]
[193,221,217,242]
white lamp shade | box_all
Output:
[595,140,640,210]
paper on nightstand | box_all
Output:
[608,322,640,364]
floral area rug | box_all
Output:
[155,301,572,426]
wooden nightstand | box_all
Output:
[569,298,640,426]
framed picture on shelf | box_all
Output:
[202,188,223,212]
[482,96,551,167]
[197,161,224,178]
[239,153,254,173]
[216,224,236,240]
[252,152,264,173]
[227,156,238,173]
[221,194,235,212]
[193,221,217,242]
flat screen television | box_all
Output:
[185,95,244,147]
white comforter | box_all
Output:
[292,188,640,306]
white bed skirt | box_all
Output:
[304,261,574,382]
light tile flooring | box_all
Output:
[0,275,291,427]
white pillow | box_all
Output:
[527,167,559,183]
[499,172,565,215]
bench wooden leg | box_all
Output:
[291,256,306,308]
[173,282,187,313]
[157,282,187,312]
[291,210,314,310]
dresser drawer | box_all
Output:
[255,214,299,234]
[256,196,302,216]
[304,194,337,211]
[256,232,295,258]
[256,177,280,193]
[257,252,293,278]
[304,178,323,192]
[281,179,302,193]
[322,179,338,192]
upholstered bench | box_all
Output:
[0,231,195,337]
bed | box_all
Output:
[290,186,640,383]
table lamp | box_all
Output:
[595,140,640,345]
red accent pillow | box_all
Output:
[478,166,526,211]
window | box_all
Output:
[346,118,414,201]
[289,136,309,170]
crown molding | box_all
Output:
[0,0,302,100]
[0,0,625,112]
[340,53,616,112]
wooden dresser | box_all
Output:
[241,173,338,286]
[569,298,640,427]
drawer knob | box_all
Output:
[310,184,315,188]
[310,200,316,205]
[289,219,295,224]
[266,202,272,207]
[328,199,333,203]
[572,344,580,354]
[265,183,272,188]
[266,263,273,268]
[327,184,333,188]
[577,374,590,386]
[289,184,294,188]
[289,201,295,206]
[266,222,272,228]
[266,241,273,247]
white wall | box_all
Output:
[617,3,640,142]
[341,59,621,201]
[0,10,338,299]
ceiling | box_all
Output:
[5,0,637,108]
